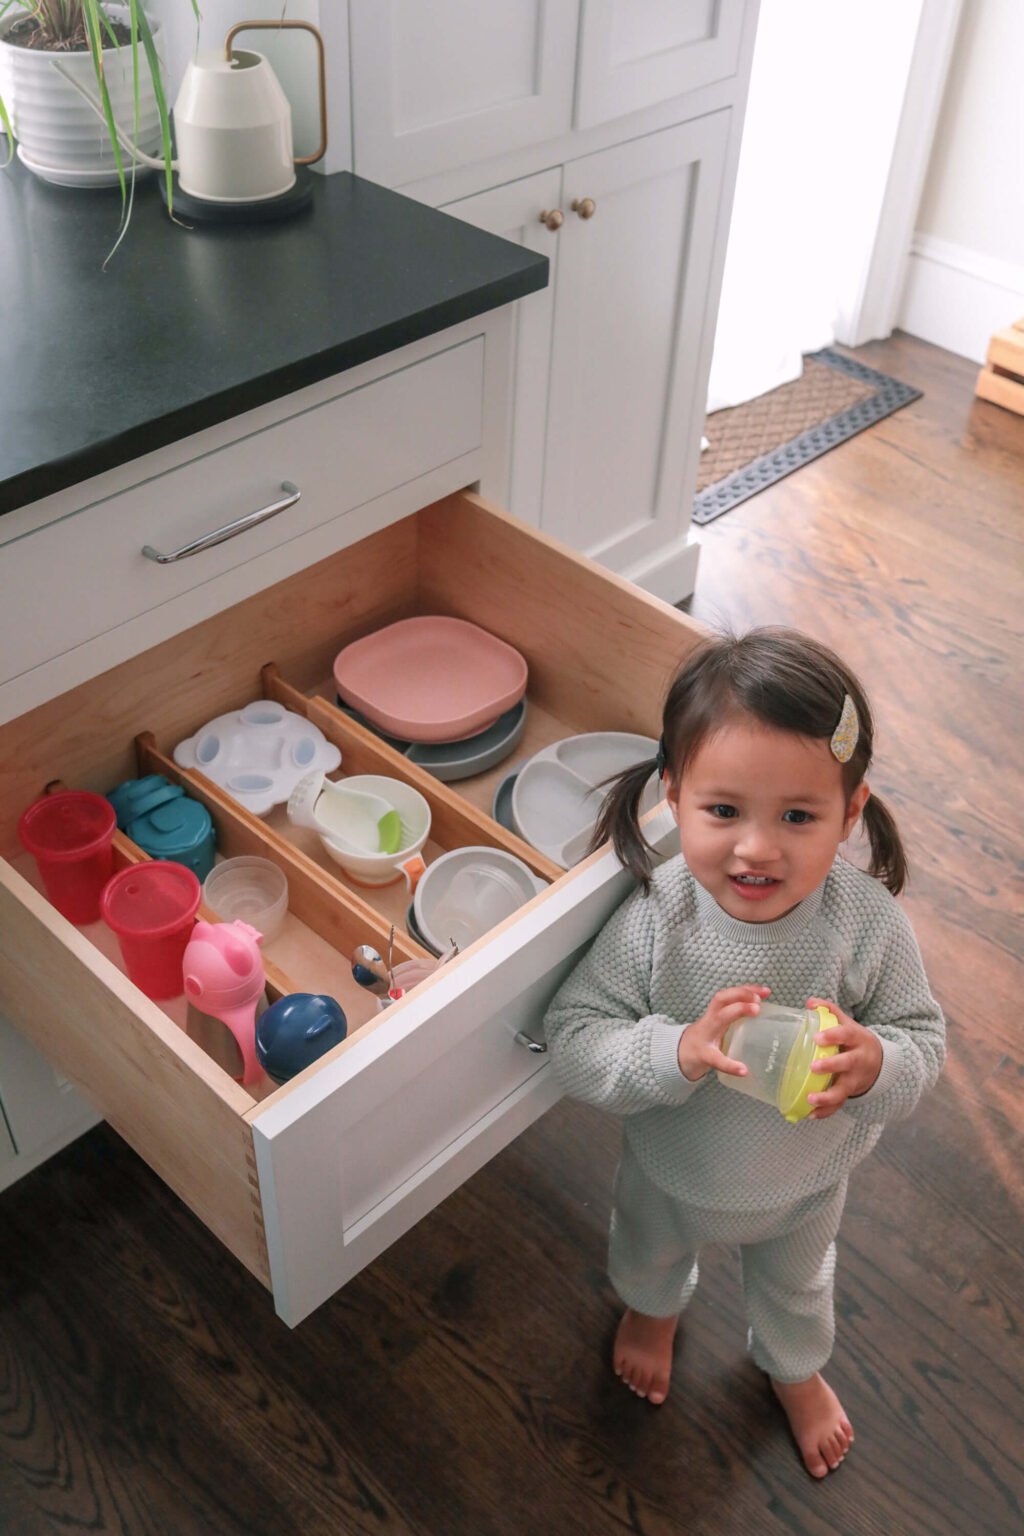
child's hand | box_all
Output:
[805,997,884,1119]
[677,985,771,1083]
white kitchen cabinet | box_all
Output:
[440,170,562,526]
[349,0,581,187]
[0,1014,99,1191]
[443,115,729,600]
[541,114,729,598]
[0,313,695,1326]
[344,0,759,601]
[574,0,745,129]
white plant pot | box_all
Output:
[0,5,163,187]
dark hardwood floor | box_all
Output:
[1,333,1021,1535]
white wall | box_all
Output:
[899,0,1024,362]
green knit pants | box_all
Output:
[608,1148,848,1383]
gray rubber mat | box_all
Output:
[693,348,923,525]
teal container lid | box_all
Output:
[127,797,214,858]
[107,775,184,830]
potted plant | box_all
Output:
[0,2,195,227]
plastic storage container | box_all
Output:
[18,790,117,924]
[716,1003,839,1124]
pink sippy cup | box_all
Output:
[182,920,267,1084]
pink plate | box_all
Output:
[333,617,528,744]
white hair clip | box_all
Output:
[830,694,859,764]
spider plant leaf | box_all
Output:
[81,0,127,210]
[135,1,173,215]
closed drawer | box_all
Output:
[0,490,697,1325]
[0,337,483,695]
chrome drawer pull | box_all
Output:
[142,481,301,564]
[514,1031,547,1054]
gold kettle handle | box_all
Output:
[223,19,328,167]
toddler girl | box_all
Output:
[544,627,945,1479]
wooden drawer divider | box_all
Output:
[134,732,429,966]
[261,663,563,886]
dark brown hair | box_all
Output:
[592,626,907,894]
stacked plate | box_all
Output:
[491,732,662,868]
[333,616,529,783]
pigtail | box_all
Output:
[861,792,908,896]
[589,758,661,891]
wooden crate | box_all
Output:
[976,316,1024,415]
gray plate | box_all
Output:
[491,761,526,834]
[337,698,527,783]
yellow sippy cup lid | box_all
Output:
[780,1005,840,1124]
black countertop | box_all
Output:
[0,161,548,516]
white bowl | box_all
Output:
[414,846,544,953]
[314,775,431,887]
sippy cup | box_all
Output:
[182,920,268,1084]
[716,1003,839,1124]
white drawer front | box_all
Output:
[251,839,666,1326]
[0,338,483,691]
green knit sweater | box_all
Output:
[543,856,945,1212]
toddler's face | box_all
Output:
[665,717,869,923]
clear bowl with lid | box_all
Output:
[716,1003,839,1124]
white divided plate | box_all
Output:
[174,701,342,818]
[511,731,661,868]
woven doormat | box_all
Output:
[693,348,922,525]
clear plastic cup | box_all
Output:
[202,856,289,940]
[100,862,201,1000]
[717,1003,839,1124]
[18,790,117,925]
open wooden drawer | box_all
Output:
[0,490,700,1325]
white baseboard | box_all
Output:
[899,233,1024,363]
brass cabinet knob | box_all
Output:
[539,208,564,231]
[571,196,597,220]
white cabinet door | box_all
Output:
[0,1013,99,1191]
[441,170,563,526]
[350,0,580,186]
[541,113,729,597]
[575,0,745,128]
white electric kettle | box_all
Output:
[55,19,327,205]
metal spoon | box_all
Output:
[351,944,391,995]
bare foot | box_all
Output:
[612,1308,678,1404]
[771,1373,855,1477]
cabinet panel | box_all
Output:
[0,338,483,709]
[442,170,562,525]
[575,0,744,128]
[350,0,580,185]
[541,114,729,590]
[0,1012,101,1191]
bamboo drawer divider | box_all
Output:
[260,663,563,886]
[134,732,429,966]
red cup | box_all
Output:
[18,791,117,924]
[100,862,201,1000]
